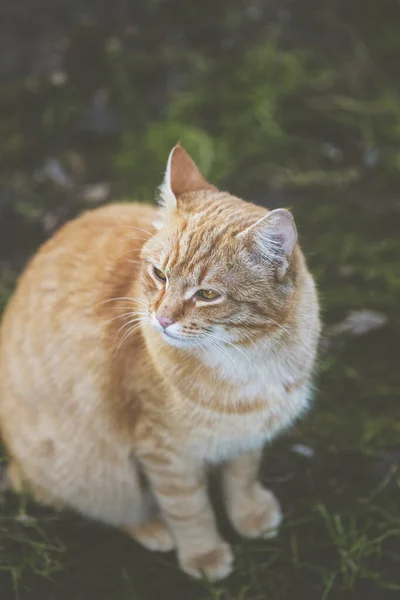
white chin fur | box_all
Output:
[161,332,196,348]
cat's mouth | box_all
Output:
[150,314,201,348]
[162,330,181,340]
[161,327,205,348]
[161,330,194,348]
[150,314,192,347]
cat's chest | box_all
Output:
[178,380,310,463]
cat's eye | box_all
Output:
[196,289,220,301]
[153,267,167,282]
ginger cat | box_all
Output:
[0,146,320,580]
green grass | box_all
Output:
[2,456,399,600]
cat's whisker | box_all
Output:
[114,320,147,357]
[193,338,213,367]
[211,334,251,365]
[112,225,155,238]
[120,237,150,243]
[216,341,241,374]
[267,318,297,342]
[115,316,147,340]
[114,319,147,351]
[105,311,148,326]
[202,336,239,375]
[130,299,148,308]
[194,337,228,373]
[236,333,261,350]
[239,327,315,368]
[99,296,148,307]
[108,306,147,312]
[263,320,317,364]
[115,248,143,261]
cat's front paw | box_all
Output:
[229,484,282,539]
[123,517,175,552]
[180,541,233,581]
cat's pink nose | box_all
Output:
[156,315,174,329]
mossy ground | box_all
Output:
[1,2,399,599]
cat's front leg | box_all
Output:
[138,443,233,581]
[222,449,282,539]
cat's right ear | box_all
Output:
[237,209,298,280]
[155,145,215,228]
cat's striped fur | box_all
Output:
[0,146,320,580]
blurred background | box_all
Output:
[1,2,399,600]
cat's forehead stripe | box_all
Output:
[174,217,237,276]
[159,200,264,280]
[166,234,181,271]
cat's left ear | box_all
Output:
[238,209,298,280]
[157,145,216,223]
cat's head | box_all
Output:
[140,146,300,349]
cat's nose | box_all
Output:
[156,315,174,330]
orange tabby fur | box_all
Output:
[0,146,320,580]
